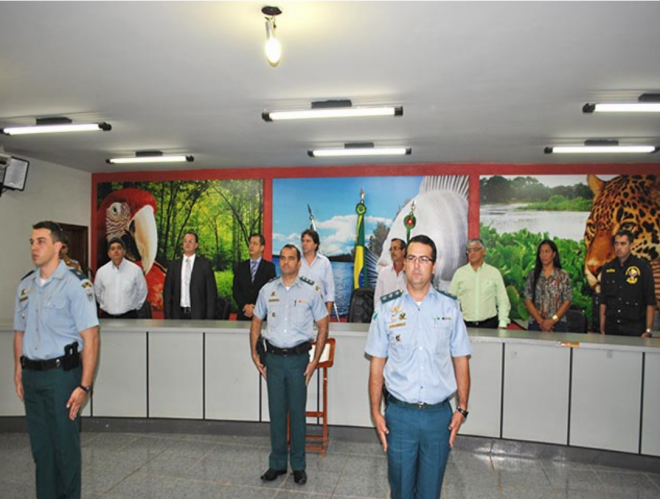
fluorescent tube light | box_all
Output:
[309,146,411,158]
[545,145,657,154]
[263,100,403,122]
[107,153,194,164]
[1,122,111,135]
[583,93,660,113]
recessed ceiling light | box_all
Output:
[583,93,660,113]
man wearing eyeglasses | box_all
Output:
[366,234,472,499]
[374,238,407,303]
[449,238,511,329]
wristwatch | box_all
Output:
[552,314,559,322]
[646,328,652,334]
[79,385,92,394]
[456,407,469,419]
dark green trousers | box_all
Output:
[23,366,82,499]
[265,353,308,471]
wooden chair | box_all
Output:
[305,337,336,456]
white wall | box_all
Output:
[0,157,90,320]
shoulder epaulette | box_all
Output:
[20,270,35,281]
[268,276,280,283]
[438,290,458,300]
[69,268,87,281]
[381,289,403,303]
[299,275,315,286]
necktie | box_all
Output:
[184,258,192,306]
[250,260,258,283]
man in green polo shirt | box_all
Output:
[449,238,510,329]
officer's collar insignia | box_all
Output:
[399,312,406,320]
[438,290,458,300]
[381,289,403,303]
[82,281,93,288]
[68,268,87,281]
[300,276,315,285]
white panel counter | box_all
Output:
[1,320,659,457]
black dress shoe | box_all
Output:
[260,468,287,481]
[293,470,307,485]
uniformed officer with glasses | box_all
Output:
[366,234,472,499]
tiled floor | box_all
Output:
[1,432,659,498]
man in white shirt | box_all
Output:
[374,238,407,304]
[94,238,148,319]
[299,229,335,317]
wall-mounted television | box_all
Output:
[0,156,29,194]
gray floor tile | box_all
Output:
[542,468,604,491]
[492,456,552,488]
[167,478,227,499]
[500,485,558,499]
[0,479,36,499]
[333,473,390,498]
[328,440,386,457]
[594,470,659,490]
[279,470,340,494]
[442,481,500,499]
[648,473,660,489]
[216,485,279,499]
[102,471,180,498]
[273,491,332,499]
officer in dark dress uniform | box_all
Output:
[599,230,656,337]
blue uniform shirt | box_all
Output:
[365,287,472,405]
[254,276,328,348]
[14,260,99,360]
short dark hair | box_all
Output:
[301,229,320,249]
[614,230,634,244]
[184,231,198,243]
[407,235,437,263]
[391,238,407,251]
[108,237,125,250]
[250,233,266,246]
[33,221,64,243]
[280,244,301,261]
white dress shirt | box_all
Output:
[299,253,335,303]
[94,258,148,315]
[374,264,407,304]
[180,254,196,307]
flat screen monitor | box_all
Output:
[1,156,29,191]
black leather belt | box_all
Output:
[181,307,192,315]
[464,315,498,328]
[388,395,448,410]
[265,340,311,356]
[21,355,65,371]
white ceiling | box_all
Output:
[0,1,659,174]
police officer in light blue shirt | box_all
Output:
[13,221,99,499]
[250,244,329,486]
[366,234,471,499]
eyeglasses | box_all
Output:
[405,255,433,265]
[466,247,484,253]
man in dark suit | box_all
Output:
[163,231,218,320]
[233,233,277,321]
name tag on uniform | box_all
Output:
[389,322,406,329]
[268,298,280,302]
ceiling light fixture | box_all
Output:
[583,93,660,113]
[106,151,195,164]
[544,140,657,154]
[1,117,111,136]
[263,100,403,122]
[308,142,412,158]
[262,6,282,67]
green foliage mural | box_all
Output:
[480,224,593,323]
[96,179,263,313]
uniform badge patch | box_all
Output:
[626,266,640,284]
[399,312,406,320]
[85,288,94,302]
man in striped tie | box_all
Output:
[233,234,276,321]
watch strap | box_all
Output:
[456,407,469,419]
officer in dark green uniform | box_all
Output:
[13,221,99,499]
[599,229,656,337]
[250,244,329,486]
